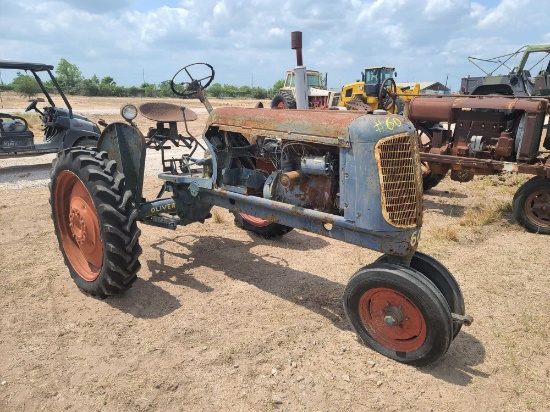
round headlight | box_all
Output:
[120,104,138,121]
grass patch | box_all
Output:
[430,225,460,242]
[212,208,226,224]
[459,203,508,232]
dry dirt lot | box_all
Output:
[0,93,549,411]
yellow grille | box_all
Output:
[375,133,422,228]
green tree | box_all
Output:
[273,79,284,91]
[141,82,157,97]
[157,80,173,97]
[11,72,41,98]
[206,83,223,97]
[55,58,83,91]
[101,76,116,86]
[79,78,99,96]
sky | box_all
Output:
[1,0,550,92]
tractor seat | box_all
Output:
[138,102,198,123]
[0,114,30,135]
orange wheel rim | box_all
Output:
[239,213,271,227]
[525,189,550,229]
[359,287,427,352]
[54,170,103,281]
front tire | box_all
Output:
[376,252,465,339]
[50,147,142,297]
[512,176,550,234]
[343,262,452,366]
[271,91,296,109]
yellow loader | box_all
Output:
[339,66,420,114]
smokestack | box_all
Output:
[291,31,303,66]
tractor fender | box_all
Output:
[98,122,147,204]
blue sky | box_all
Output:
[2,0,549,92]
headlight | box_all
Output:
[120,104,138,121]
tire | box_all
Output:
[343,262,452,366]
[271,91,296,109]
[50,147,142,297]
[422,169,446,191]
[376,252,465,339]
[233,212,293,239]
[74,138,98,148]
[512,176,550,234]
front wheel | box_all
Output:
[512,176,550,234]
[49,147,142,297]
[343,262,452,366]
[233,212,293,238]
[270,92,296,109]
[376,252,465,339]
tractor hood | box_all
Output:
[206,107,364,147]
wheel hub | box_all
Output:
[54,170,103,281]
[383,305,405,327]
[526,190,550,227]
[66,195,101,268]
[359,288,427,351]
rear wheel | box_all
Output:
[271,91,296,109]
[233,212,293,238]
[343,262,452,366]
[512,176,550,234]
[422,163,446,191]
[50,147,142,297]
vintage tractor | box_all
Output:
[49,63,472,366]
[461,44,550,97]
[271,31,341,110]
[409,94,550,234]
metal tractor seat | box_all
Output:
[138,102,198,123]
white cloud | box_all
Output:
[0,0,547,92]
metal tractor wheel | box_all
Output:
[271,91,296,109]
[343,262,453,366]
[50,147,142,297]
[512,176,550,234]
[233,212,293,239]
[376,252,465,339]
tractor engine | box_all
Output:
[409,96,548,163]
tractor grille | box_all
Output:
[375,133,422,228]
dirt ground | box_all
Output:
[0,93,549,411]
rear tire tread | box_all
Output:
[50,147,142,298]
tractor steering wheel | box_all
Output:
[378,78,397,112]
[170,63,215,97]
[25,99,39,113]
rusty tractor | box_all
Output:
[49,63,472,366]
[408,94,550,234]
[271,31,341,110]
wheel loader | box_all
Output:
[49,62,472,366]
[339,66,420,114]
